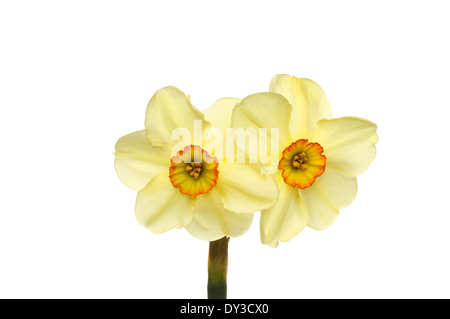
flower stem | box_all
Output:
[207,236,229,299]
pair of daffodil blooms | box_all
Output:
[114,74,378,248]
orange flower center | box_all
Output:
[279,139,326,189]
[169,145,219,197]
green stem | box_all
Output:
[207,236,229,299]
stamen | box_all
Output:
[292,152,308,169]
[185,162,202,179]
[292,161,301,168]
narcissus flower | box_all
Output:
[114,86,279,241]
[232,74,378,247]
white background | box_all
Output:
[1,0,449,299]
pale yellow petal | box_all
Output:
[135,173,195,234]
[312,116,378,177]
[202,97,240,161]
[300,167,357,230]
[185,189,254,241]
[231,92,292,172]
[270,74,332,140]
[203,97,241,136]
[114,130,171,191]
[260,177,309,248]
[215,162,279,214]
[145,86,210,148]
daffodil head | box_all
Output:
[279,139,326,189]
[169,145,219,197]
[114,86,279,241]
[231,74,378,247]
